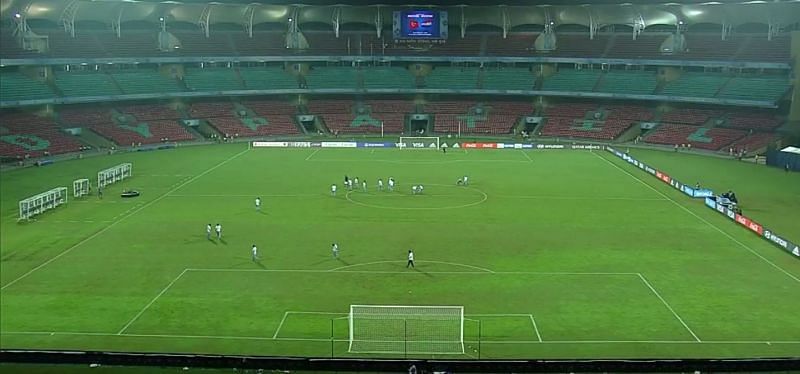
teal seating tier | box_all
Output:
[596,71,656,95]
[662,73,728,98]
[111,70,183,95]
[362,67,415,89]
[239,67,298,90]
[542,69,601,92]
[305,67,359,89]
[482,68,534,90]
[56,71,122,97]
[717,76,789,102]
[0,72,55,101]
[184,68,243,91]
[425,67,479,89]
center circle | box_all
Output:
[345,183,488,210]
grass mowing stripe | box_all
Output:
[590,150,800,284]
[520,150,534,162]
[637,273,701,342]
[0,148,249,290]
[0,146,251,291]
[117,269,189,335]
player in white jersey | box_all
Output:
[412,185,419,195]
[255,197,261,212]
[362,180,367,192]
[388,177,395,191]
[418,185,424,194]
[251,244,259,262]
[462,175,469,186]
[206,223,212,240]
[377,179,384,191]
[215,223,222,239]
[331,183,337,196]
[332,243,339,258]
[354,177,359,187]
[407,250,415,268]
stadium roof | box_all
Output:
[2,0,799,30]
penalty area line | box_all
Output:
[116,269,188,335]
[272,312,289,339]
[305,148,321,161]
[636,273,701,342]
[590,151,800,285]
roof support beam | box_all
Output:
[632,7,645,40]
[111,4,126,38]
[332,6,342,38]
[585,6,598,40]
[374,5,382,38]
[460,6,466,38]
[59,0,80,38]
[500,6,509,39]
[199,4,213,38]
[244,4,257,38]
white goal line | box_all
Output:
[4,331,799,345]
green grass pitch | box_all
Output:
[1,143,799,359]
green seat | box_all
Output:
[425,67,479,90]
[55,71,121,97]
[717,76,789,101]
[110,70,183,95]
[362,67,415,89]
[662,73,728,98]
[184,68,242,91]
[0,72,55,101]
[542,69,601,92]
[483,68,534,90]
[239,67,298,90]
[305,67,358,89]
[596,71,656,95]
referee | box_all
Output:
[407,250,415,268]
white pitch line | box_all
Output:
[116,269,188,335]
[520,150,534,162]
[495,195,667,201]
[1,146,251,291]
[637,273,701,342]
[329,260,495,273]
[185,268,638,276]
[591,151,800,284]
[167,194,319,198]
[529,314,543,342]
[4,331,799,345]
[272,312,289,339]
[305,148,321,161]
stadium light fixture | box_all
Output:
[159,17,164,21]
[14,13,21,18]
[685,9,703,16]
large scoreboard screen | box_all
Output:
[393,10,448,43]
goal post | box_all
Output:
[97,163,132,189]
[18,187,68,221]
[348,305,464,354]
[398,137,440,150]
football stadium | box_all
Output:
[1,0,799,372]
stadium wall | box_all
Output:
[789,31,800,124]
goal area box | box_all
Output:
[348,305,464,354]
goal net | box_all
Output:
[348,305,464,354]
[399,137,440,150]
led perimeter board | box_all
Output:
[393,10,448,44]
